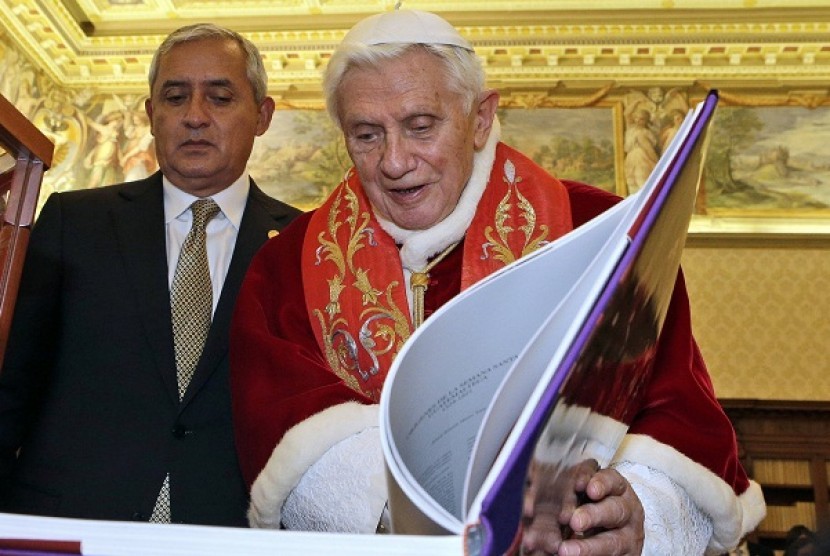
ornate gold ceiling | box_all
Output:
[2,0,830,99]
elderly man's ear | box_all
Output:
[473,89,501,150]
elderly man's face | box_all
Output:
[336,48,497,230]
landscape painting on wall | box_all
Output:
[248,107,347,210]
[703,105,830,212]
[247,104,620,210]
[166,101,830,234]
[497,106,618,195]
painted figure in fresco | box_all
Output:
[623,87,690,192]
[121,110,157,181]
[623,108,659,193]
[83,110,123,188]
[660,108,687,154]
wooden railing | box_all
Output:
[0,94,53,369]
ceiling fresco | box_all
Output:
[1,0,829,97]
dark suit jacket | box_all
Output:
[0,172,299,526]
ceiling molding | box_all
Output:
[1,1,829,96]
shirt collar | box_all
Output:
[163,172,250,229]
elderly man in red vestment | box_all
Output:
[230,9,765,554]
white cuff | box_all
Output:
[613,460,713,555]
[248,401,380,529]
[282,426,387,532]
[613,434,766,553]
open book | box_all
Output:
[0,92,717,555]
[380,91,719,555]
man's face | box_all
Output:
[145,38,274,196]
[336,48,497,230]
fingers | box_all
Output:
[572,469,643,532]
[557,529,639,556]
[584,467,628,502]
[571,458,601,494]
[520,503,565,555]
[571,490,631,532]
[558,500,645,556]
[519,462,645,556]
[559,469,645,556]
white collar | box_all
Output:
[162,172,250,230]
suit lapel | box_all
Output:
[110,173,180,405]
[180,180,293,407]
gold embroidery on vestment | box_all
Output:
[482,159,551,264]
[310,174,410,399]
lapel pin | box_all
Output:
[267,230,279,239]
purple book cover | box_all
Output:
[471,91,719,556]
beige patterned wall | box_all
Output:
[682,245,830,401]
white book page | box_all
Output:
[461,228,630,516]
[0,512,462,556]
[380,192,636,533]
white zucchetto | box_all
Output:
[340,9,473,51]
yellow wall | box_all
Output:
[683,245,830,400]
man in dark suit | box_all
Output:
[0,23,299,526]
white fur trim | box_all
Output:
[613,433,766,553]
[281,427,386,532]
[614,461,714,555]
[248,402,380,528]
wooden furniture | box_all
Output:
[0,94,53,369]
[721,398,830,552]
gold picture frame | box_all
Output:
[252,88,830,241]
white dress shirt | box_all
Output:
[163,173,250,315]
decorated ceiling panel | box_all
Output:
[1,0,829,97]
